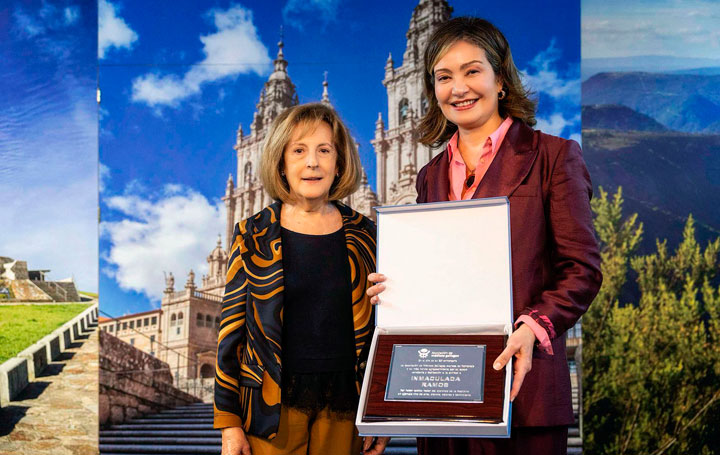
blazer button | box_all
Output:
[359,361,367,370]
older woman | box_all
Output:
[368,17,602,455]
[214,103,388,455]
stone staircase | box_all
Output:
[99,401,582,454]
[31,279,79,302]
[99,402,419,455]
[568,378,583,454]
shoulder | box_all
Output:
[531,128,582,161]
[419,148,448,176]
[239,201,282,237]
[416,147,448,190]
[528,129,590,191]
[336,202,376,236]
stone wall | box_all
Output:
[99,330,201,426]
[9,279,52,302]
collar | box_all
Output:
[241,200,367,238]
[447,117,514,164]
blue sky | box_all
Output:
[98,0,581,317]
[0,0,97,292]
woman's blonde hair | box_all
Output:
[260,103,362,202]
[418,17,537,146]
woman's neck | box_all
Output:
[456,114,504,170]
[458,115,503,152]
[280,200,342,235]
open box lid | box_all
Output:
[375,197,513,329]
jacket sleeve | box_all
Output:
[213,223,249,429]
[518,139,603,339]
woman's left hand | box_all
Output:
[362,436,390,454]
[492,323,536,402]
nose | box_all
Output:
[451,77,468,97]
[305,150,319,168]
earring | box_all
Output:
[498,89,506,100]
[281,170,285,177]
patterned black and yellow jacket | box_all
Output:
[213,201,376,439]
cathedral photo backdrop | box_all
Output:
[96,0,581,434]
[98,0,581,319]
[1,0,718,452]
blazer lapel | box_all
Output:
[473,121,538,199]
[426,150,450,202]
[241,201,284,318]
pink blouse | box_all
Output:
[446,117,553,355]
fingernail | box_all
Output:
[493,362,501,370]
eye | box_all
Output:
[320,148,332,154]
[293,148,304,154]
[436,75,450,82]
[466,69,480,76]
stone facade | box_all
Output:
[373,0,452,205]
[100,309,162,357]
[99,270,222,382]
[223,42,380,243]
[0,256,80,302]
[102,0,582,410]
[100,0,452,388]
[99,330,200,426]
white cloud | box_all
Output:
[99,163,111,193]
[131,4,271,108]
[521,40,580,139]
[101,186,225,303]
[13,10,44,37]
[1,176,98,289]
[13,2,81,37]
[524,42,580,100]
[0,96,98,293]
[283,0,340,30]
[98,0,138,59]
[64,6,80,25]
[535,112,581,138]
[582,2,720,59]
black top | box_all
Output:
[280,226,358,415]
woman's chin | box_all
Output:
[289,192,331,205]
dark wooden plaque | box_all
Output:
[362,334,506,422]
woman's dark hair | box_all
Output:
[418,17,537,146]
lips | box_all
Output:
[451,99,478,110]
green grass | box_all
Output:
[78,291,98,298]
[0,304,90,363]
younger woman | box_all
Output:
[368,17,602,455]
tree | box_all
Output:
[584,187,720,455]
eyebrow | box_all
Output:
[434,60,485,73]
[289,142,335,148]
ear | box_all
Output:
[495,76,504,93]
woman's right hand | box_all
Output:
[366,273,386,305]
[222,427,252,455]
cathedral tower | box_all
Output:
[373,0,452,205]
[223,40,299,248]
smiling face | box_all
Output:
[433,40,503,132]
[282,120,338,205]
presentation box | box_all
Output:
[356,198,514,438]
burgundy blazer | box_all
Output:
[416,120,602,426]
